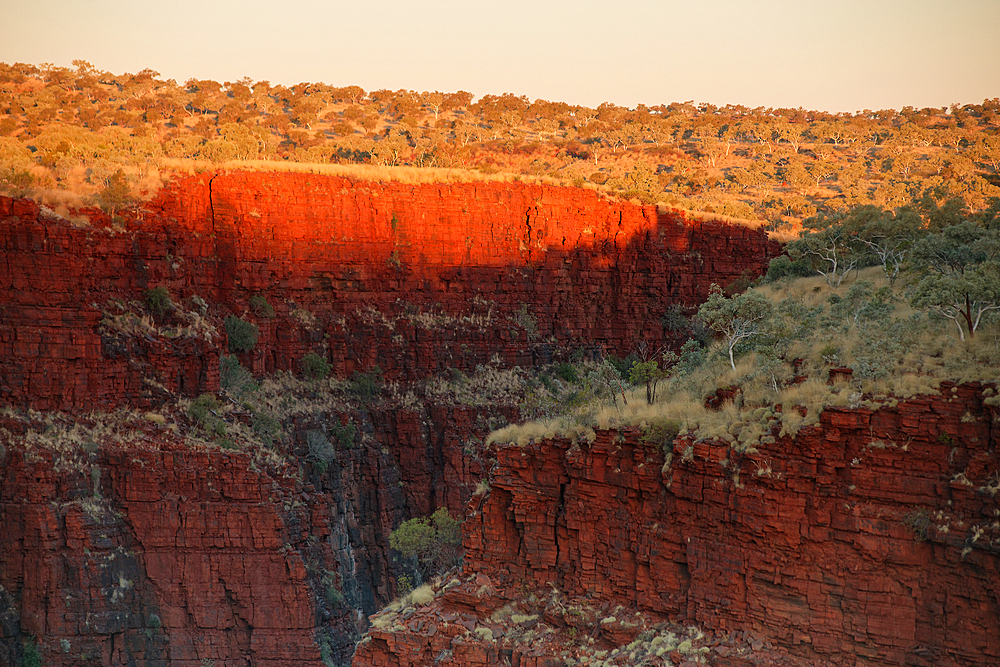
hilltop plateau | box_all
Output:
[1,60,998,231]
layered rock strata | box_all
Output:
[0,173,777,411]
[0,394,518,667]
[1,172,780,666]
[356,383,1000,666]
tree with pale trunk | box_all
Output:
[787,212,863,286]
[908,218,1000,339]
[698,284,774,370]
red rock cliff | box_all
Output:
[356,382,1000,666]
[0,172,777,411]
[0,172,781,667]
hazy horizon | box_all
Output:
[2,0,998,114]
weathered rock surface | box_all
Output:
[0,173,777,664]
[356,383,1000,666]
[0,392,521,667]
[0,173,777,411]
[0,436,329,667]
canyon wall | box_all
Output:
[357,382,1000,667]
[0,173,777,411]
[1,173,778,666]
[3,174,998,667]
[0,397,518,667]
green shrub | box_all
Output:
[389,507,463,572]
[348,366,383,401]
[660,304,690,334]
[322,571,345,607]
[23,636,41,667]
[555,362,579,383]
[325,585,345,607]
[628,356,675,404]
[249,294,275,319]
[252,411,282,446]
[302,352,331,380]
[225,316,258,353]
[853,317,914,379]
[220,355,259,396]
[188,393,227,437]
[674,338,707,377]
[330,420,356,449]
[764,255,814,282]
[145,286,173,317]
[188,393,220,422]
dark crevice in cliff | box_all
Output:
[523,208,533,264]
[208,173,218,236]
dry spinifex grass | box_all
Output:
[489,268,1000,452]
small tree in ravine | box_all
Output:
[697,284,773,370]
[389,507,462,574]
[628,348,678,404]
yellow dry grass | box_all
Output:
[488,268,1000,452]
[158,157,574,187]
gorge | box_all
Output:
[0,172,997,667]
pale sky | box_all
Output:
[2,0,998,113]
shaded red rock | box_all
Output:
[0,445,331,667]
[0,172,778,412]
[358,383,999,666]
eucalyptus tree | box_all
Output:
[787,212,864,286]
[698,284,774,370]
[908,216,1000,339]
[848,204,925,284]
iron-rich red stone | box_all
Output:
[0,172,778,411]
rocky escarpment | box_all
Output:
[354,383,1000,666]
[0,172,777,411]
[1,173,778,667]
[0,395,519,667]
[0,439,327,667]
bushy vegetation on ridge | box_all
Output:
[1,60,998,231]
[488,196,1000,452]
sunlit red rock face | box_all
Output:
[0,172,777,411]
[356,383,1000,667]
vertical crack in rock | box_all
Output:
[208,173,218,236]
[524,208,533,264]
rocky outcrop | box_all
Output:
[0,436,328,667]
[0,173,777,411]
[356,382,1000,666]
